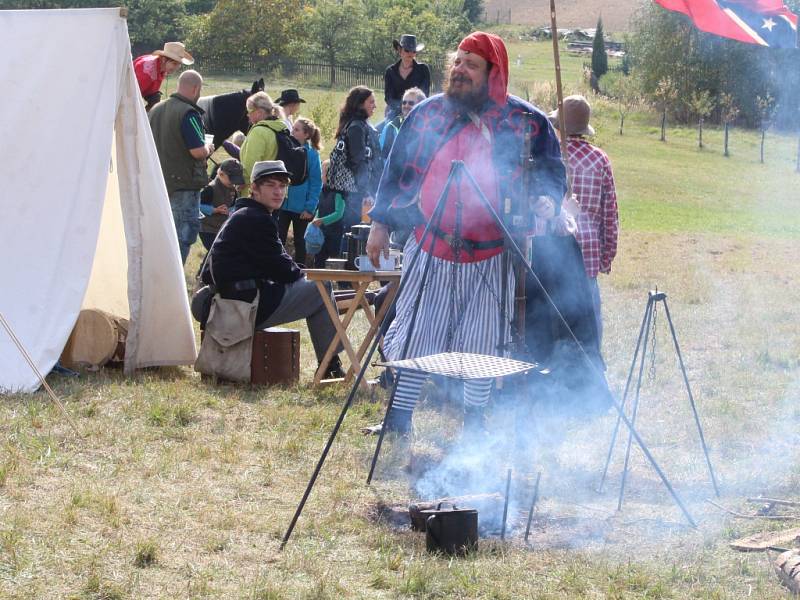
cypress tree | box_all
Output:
[592,17,608,80]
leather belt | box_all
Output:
[432,226,504,255]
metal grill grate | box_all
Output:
[377,352,540,380]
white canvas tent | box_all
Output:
[0,8,197,393]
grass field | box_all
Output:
[3,38,800,598]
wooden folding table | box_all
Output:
[303,269,401,386]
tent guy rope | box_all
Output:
[0,310,81,436]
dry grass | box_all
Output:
[4,42,800,599]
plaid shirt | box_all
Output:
[566,138,619,277]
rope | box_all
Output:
[0,311,81,436]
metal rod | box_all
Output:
[501,468,512,540]
[524,471,542,543]
[458,166,697,527]
[549,0,572,194]
[366,162,463,485]
[661,298,720,497]
[0,311,81,436]
[598,295,652,492]
[281,164,461,548]
[617,294,656,511]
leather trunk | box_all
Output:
[251,327,300,385]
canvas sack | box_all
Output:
[194,291,258,382]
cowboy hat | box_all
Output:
[276,89,306,106]
[548,94,595,136]
[153,41,194,66]
[392,34,424,53]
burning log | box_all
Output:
[774,549,800,595]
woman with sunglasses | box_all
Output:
[379,87,426,160]
[239,92,288,196]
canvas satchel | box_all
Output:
[194,291,259,382]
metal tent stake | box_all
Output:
[599,290,720,512]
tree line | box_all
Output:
[4,0,482,75]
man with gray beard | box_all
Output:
[366,32,569,435]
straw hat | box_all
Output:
[153,42,194,65]
[548,94,595,136]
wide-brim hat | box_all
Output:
[393,34,424,53]
[153,41,194,65]
[219,158,246,185]
[548,94,595,136]
[276,89,306,106]
[252,160,291,183]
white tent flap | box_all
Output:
[0,8,196,392]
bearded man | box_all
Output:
[366,32,569,434]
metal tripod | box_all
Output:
[280,161,698,550]
[598,290,720,510]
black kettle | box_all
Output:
[422,502,478,556]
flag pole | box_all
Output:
[549,0,572,194]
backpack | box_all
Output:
[254,124,309,185]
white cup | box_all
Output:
[354,254,398,271]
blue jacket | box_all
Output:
[283,144,322,214]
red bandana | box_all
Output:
[457,31,509,106]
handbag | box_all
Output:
[327,123,358,193]
[194,291,259,382]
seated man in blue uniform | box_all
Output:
[201,160,344,378]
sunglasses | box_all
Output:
[247,107,260,114]
[402,100,416,106]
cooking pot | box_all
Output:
[422,502,478,556]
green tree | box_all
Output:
[187,0,303,70]
[719,92,739,157]
[126,0,188,56]
[756,93,775,164]
[303,0,366,85]
[591,17,608,82]
[627,3,776,127]
[654,77,678,142]
[462,0,484,23]
[688,90,714,149]
[603,71,641,136]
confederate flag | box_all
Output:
[655,0,798,47]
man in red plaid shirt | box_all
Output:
[550,95,619,342]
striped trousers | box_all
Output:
[385,236,513,415]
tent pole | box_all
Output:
[0,311,81,436]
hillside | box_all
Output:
[483,0,644,32]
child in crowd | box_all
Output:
[312,159,346,267]
[198,158,245,250]
[278,117,323,266]
[222,131,246,160]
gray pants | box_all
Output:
[256,277,338,363]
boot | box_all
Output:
[462,403,489,437]
[322,355,346,380]
[383,408,412,435]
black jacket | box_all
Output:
[384,60,431,113]
[201,198,302,323]
[345,118,383,197]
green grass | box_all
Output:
[3,37,800,599]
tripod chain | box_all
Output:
[648,300,658,383]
